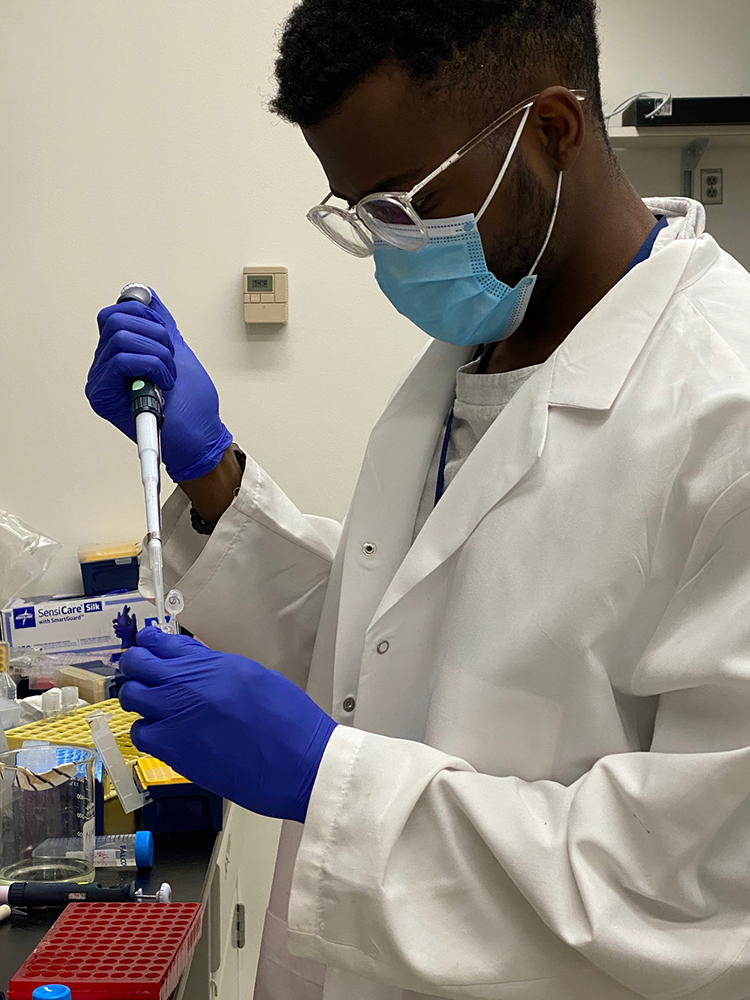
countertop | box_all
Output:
[0,831,217,995]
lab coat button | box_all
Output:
[343,697,356,713]
[362,542,377,557]
[377,641,390,655]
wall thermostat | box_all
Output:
[243,266,288,325]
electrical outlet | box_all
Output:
[700,168,724,206]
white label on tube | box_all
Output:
[94,848,119,866]
[94,845,132,867]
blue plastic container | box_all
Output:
[79,543,140,598]
[32,987,71,1000]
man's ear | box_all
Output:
[523,87,586,175]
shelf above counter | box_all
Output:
[608,125,750,150]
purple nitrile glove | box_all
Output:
[86,288,233,483]
[119,628,338,823]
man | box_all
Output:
[86,2,750,998]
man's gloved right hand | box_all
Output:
[86,289,233,483]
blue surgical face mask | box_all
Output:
[373,110,563,347]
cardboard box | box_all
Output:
[1,592,166,656]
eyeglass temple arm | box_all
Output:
[409,90,586,199]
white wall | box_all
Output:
[598,0,750,265]
[0,0,426,598]
[598,0,749,102]
[1,0,750,597]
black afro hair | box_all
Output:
[271,0,606,135]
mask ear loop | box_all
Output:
[476,105,533,224]
[529,171,563,277]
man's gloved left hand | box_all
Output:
[119,628,338,823]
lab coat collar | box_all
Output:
[547,197,708,411]
[365,214,712,631]
[548,234,700,411]
[644,196,706,242]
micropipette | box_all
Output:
[0,880,172,909]
[117,283,169,632]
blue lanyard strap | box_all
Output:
[435,409,455,507]
[624,215,668,275]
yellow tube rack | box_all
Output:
[135,756,190,787]
[4,697,145,762]
[5,699,188,797]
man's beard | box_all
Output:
[484,153,557,289]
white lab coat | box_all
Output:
[149,198,750,1000]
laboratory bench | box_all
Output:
[0,804,279,1000]
[0,831,215,998]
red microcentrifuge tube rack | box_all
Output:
[8,902,203,999]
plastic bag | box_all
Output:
[0,509,60,604]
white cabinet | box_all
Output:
[178,805,281,999]
[236,809,282,991]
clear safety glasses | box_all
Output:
[307,90,587,258]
